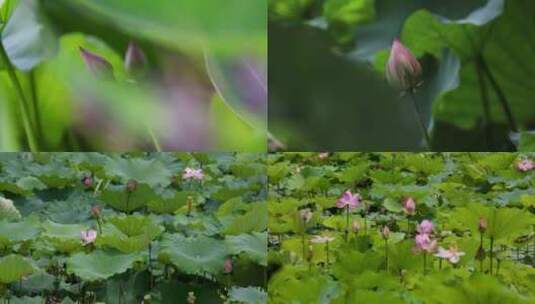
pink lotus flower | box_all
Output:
[310,235,335,244]
[223,258,233,273]
[517,159,535,172]
[182,167,204,180]
[385,39,422,91]
[336,190,361,209]
[79,47,114,79]
[403,197,416,215]
[80,229,97,246]
[416,219,433,235]
[414,233,437,253]
[82,176,93,187]
[435,245,465,264]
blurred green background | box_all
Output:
[0,0,267,152]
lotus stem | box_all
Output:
[408,92,431,151]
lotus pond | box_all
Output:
[0,153,267,303]
[267,152,535,303]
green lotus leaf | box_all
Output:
[158,234,227,275]
[228,286,267,304]
[225,232,267,266]
[97,215,164,253]
[0,219,40,247]
[41,220,88,253]
[147,190,198,214]
[0,255,35,284]
[10,297,43,304]
[67,250,141,282]
[223,202,267,235]
[105,157,172,188]
[99,183,155,212]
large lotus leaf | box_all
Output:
[223,202,267,235]
[225,232,267,266]
[42,198,92,224]
[147,190,198,214]
[10,297,43,304]
[158,234,227,275]
[105,157,172,188]
[1,0,57,70]
[0,176,46,195]
[151,281,222,304]
[401,1,535,133]
[41,220,88,253]
[67,250,141,282]
[0,219,40,246]
[0,255,35,284]
[97,215,164,253]
[99,183,156,212]
[349,0,504,60]
[228,286,268,304]
[62,0,266,56]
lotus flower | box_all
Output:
[182,167,204,180]
[91,205,102,218]
[126,179,138,192]
[385,39,422,91]
[82,176,93,187]
[318,152,329,160]
[381,226,391,240]
[80,229,97,245]
[435,245,465,264]
[414,233,437,253]
[336,190,361,209]
[79,47,114,79]
[517,159,535,172]
[416,219,433,235]
[310,235,335,244]
[124,41,147,74]
[403,197,416,215]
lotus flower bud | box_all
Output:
[352,220,360,233]
[478,217,487,233]
[80,229,97,245]
[126,179,138,192]
[381,226,390,240]
[82,176,93,187]
[306,245,314,262]
[124,41,147,75]
[79,47,114,79]
[385,39,422,91]
[91,205,102,218]
[223,258,233,274]
[403,197,416,216]
[298,208,313,225]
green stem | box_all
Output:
[0,42,38,151]
[326,242,330,266]
[423,253,427,275]
[302,232,306,261]
[480,233,484,272]
[147,127,162,152]
[408,91,431,151]
[479,56,518,132]
[489,237,494,275]
[28,70,42,141]
[475,56,493,150]
[385,239,389,272]
[345,205,349,242]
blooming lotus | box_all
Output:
[435,245,465,264]
[403,197,416,215]
[336,190,361,209]
[310,235,335,244]
[416,219,433,235]
[182,167,204,180]
[517,159,535,172]
[385,39,422,91]
[414,233,437,253]
[80,229,97,245]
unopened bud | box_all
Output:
[79,47,114,80]
[352,220,360,233]
[381,226,390,240]
[223,258,233,274]
[298,208,313,225]
[478,217,487,233]
[124,41,147,75]
[81,176,93,187]
[126,179,138,192]
[91,205,102,218]
[385,39,422,91]
[187,291,196,304]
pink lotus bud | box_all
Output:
[403,197,416,215]
[385,39,422,91]
[91,205,102,218]
[223,258,233,273]
[298,208,313,224]
[82,176,93,187]
[79,47,114,79]
[381,226,390,240]
[126,179,138,192]
[478,217,487,233]
[124,41,147,75]
[80,229,97,245]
